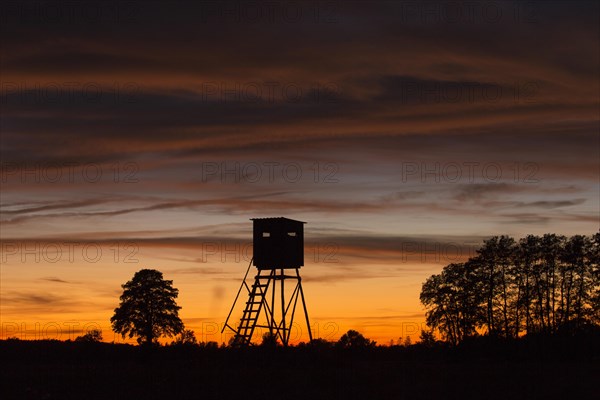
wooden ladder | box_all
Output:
[231,274,271,345]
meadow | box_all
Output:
[2,331,598,400]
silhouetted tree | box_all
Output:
[420,261,483,344]
[75,329,102,343]
[590,232,600,324]
[559,235,586,328]
[260,332,279,347]
[516,235,540,333]
[199,341,219,349]
[419,329,436,347]
[475,235,517,337]
[336,330,376,348]
[421,232,600,344]
[540,234,565,332]
[171,329,197,346]
[307,338,334,349]
[111,269,184,345]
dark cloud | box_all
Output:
[1,199,112,215]
[516,200,587,209]
[166,267,225,275]
[0,290,94,314]
[39,277,73,284]
[1,0,598,170]
[499,213,552,225]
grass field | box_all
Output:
[1,334,598,400]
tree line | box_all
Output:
[420,232,600,344]
[109,269,380,348]
[109,232,599,347]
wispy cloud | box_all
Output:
[39,277,74,284]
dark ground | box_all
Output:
[1,333,598,400]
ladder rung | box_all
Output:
[255,275,296,279]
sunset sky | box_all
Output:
[1,1,598,344]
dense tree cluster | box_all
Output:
[336,329,377,348]
[420,233,600,344]
[75,329,103,343]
